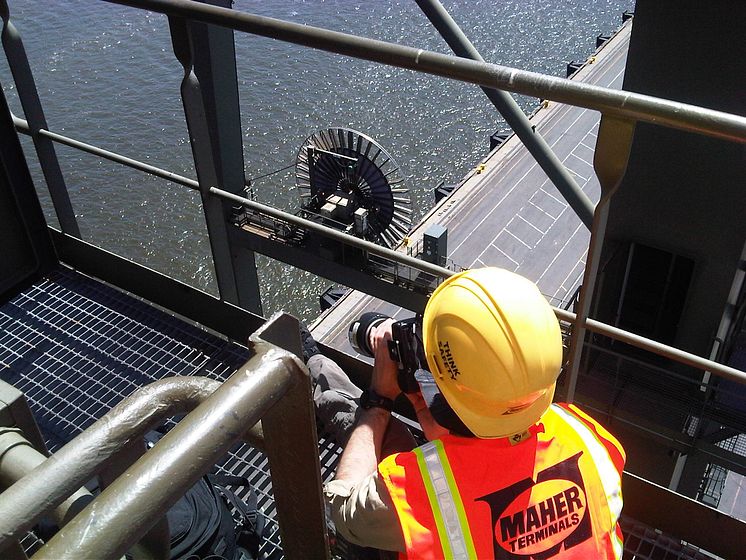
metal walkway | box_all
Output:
[0,267,339,558]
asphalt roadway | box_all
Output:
[312,19,632,355]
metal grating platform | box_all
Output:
[0,266,341,558]
[619,517,720,560]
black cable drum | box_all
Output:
[296,127,412,248]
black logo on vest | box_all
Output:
[476,452,591,559]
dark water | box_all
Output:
[0,0,633,321]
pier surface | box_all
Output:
[313,20,631,354]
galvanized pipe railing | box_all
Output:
[34,341,310,560]
[12,110,457,283]
[10,110,746,386]
[107,0,746,143]
[554,308,746,387]
[4,2,746,392]
[13,110,746,390]
[0,313,327,560]
[0,376,226,550]
[10,114,454,281]
[12,115,201,191]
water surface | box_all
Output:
[0,0,633,320]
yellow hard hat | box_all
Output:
[422,267,562,438]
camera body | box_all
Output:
[348,312,427,393]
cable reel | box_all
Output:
[296,128,412,248]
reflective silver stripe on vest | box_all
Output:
[419,441,471,560]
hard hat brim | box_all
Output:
[415,369,555,439]
[449,381,556,438]
[414,369,473,436]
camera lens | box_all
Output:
[348,312,389,357]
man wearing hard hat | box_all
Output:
[309,267,625,558]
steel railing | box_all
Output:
[3,0,745,386]
[2,2,746,557]
[107,0,746,143]
[3,0,746,386]
[0,313,328,560]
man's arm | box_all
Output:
[334,407,391,484]
[328,319,408,552]
[335,318,400,485]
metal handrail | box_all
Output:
[12,115,200,191]
[107,0,746,144]
[15,114,743,389]
[4,2,746,391]
[415,0,594,228]
[11,113,454,280]
[10,110,746,389]
[0,3,743,557]
[33,338,318,560]
[0,313,328,560]
[0,377,222,547]
[554,307,746,386]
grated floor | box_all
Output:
[620,517,720,560]
[0,266,342,558]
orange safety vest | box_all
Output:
[379,403,625,559]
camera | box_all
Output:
[348,312,427,393]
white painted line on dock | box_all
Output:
[569,152,594,170]
[490,242,520,267]
[556,257,587,301]
[537,218,583,285]
[516,213,548,235]
[567,167,590,182]
[449,160,540,255]
[528,199,558,222]
[504,228,533,249]
[537,185,566,208]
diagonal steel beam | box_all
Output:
[414,0,593,228]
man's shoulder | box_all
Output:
[546,402,626,465]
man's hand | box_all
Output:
[405,391,449,441]
[368,318,401,400]
[368,319,450,441]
